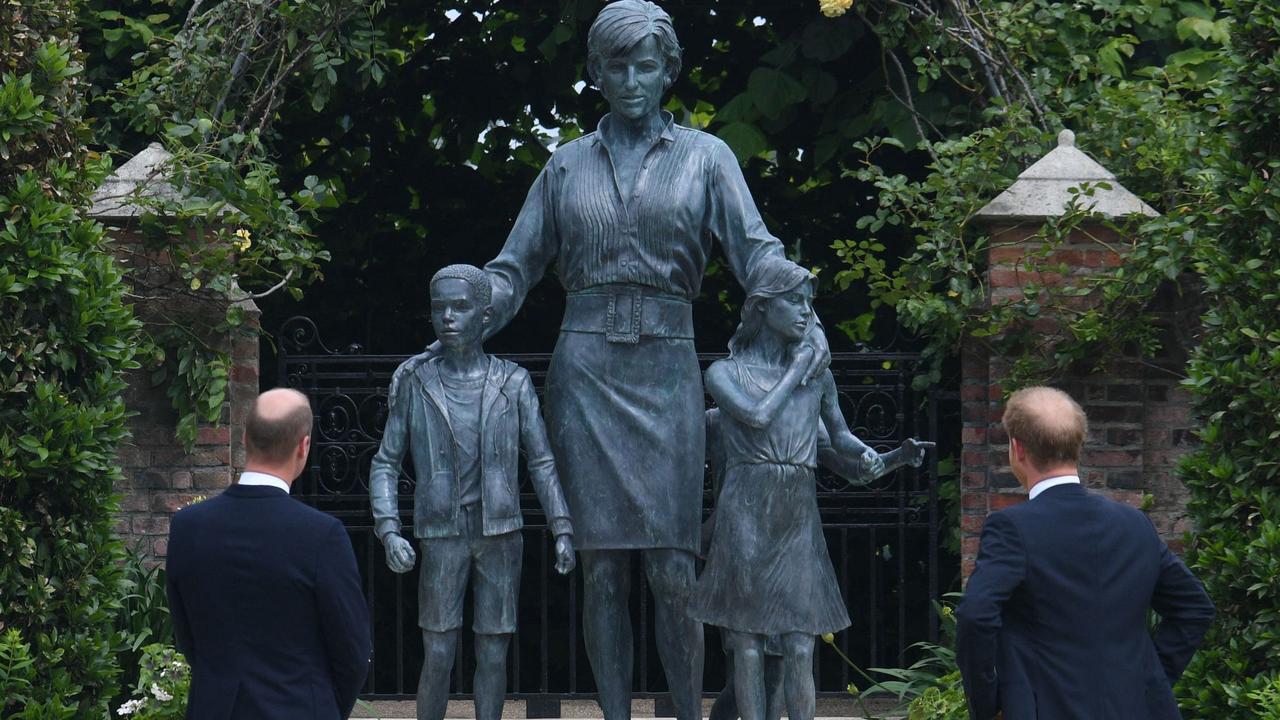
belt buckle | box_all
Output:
[605,287,642,344]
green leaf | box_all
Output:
[747,68,807,119]
[1176,16,1217,41]
[801,17,855,62]
[716,122,768,163]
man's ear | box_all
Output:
[299,433,311,462]
[1010,436,1027,463]
[482,306,493,326]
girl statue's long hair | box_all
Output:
[727,260,816,359]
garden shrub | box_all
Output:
[1175,1,1280,717]
[0,0,140,714]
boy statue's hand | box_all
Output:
[554,534,576,575]
[383,533,417,574]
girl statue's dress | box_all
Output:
[689,359,850,637]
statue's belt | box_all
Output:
[562,285,694,344]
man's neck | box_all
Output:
[1024,465,1079,494]
[241,464,294,487]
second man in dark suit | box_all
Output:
[957,386,1214,720]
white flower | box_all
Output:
[118,698,146,715]
[151,683,174,702]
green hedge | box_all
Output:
[0,0,140,715]
[1175,0,1280,717]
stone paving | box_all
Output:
[349,698,904,719]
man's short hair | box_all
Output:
[1002,386,1087,469]
[430,264,492,307]
[245,389,313,464]
[586,0,683,89]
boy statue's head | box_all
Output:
[429,264,493,351]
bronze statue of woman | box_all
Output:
[396,3,828,718]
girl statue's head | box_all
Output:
[728,261,816,358]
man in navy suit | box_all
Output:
[957,386,1214,720]
[166,389,371,719]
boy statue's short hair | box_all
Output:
[430,264,492,307]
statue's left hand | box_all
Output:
[801,321,831,385]
[554,534,576,575]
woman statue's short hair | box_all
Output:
[587,0,683,90]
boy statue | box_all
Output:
[370,264,576,720]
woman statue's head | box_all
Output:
[728,261,816,357]
[587,1,683,117]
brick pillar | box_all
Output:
[90,143,260,562]
[110,271,260,561]
[959,222,1196,578]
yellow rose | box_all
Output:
[819,0,853,18]
[232,228,252,252]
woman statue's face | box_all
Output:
[599,35,667,122]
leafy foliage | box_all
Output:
[113,644,189,719]
[109,551,175,713]
[1173,1,1280,716]
[75,0,376,445]
[0,1,140,714]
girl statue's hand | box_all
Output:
[789,343,816,370]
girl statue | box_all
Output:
[690,261,931,720]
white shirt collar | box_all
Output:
[1029,474,1080,500]
[237,471,290,494]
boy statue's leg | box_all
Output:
[780,632,816,720]
[580,549,634,720]
[723,630,766,720]
[471,526,522,720]
[474,633,512,720]
[416,532,470,720]
[643,548,705,720]
[418,629,458,720]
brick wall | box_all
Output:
[111,238,260,561]
[959,222,1196,578]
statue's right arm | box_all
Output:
[483,163,559,337]
[370,368,411,542]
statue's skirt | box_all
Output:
[545,329,704,553]
[690,462,851,636]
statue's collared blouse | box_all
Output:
[484,111,786,330]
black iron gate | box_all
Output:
[275,316,942,701]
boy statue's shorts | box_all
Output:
[417,503,522,635]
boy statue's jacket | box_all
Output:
[370,355,573,540]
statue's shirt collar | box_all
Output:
[592,111,677,151]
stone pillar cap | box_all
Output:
[89,142,239,220]
[975,129,1158,221]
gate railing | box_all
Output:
[275,315,941,700]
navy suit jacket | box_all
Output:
[166,483,372,720]
[956,483,1214,720]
